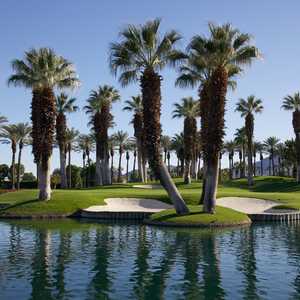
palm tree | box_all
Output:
[224,141,236,180]
[65,128,79,188]
[263,137,280,176]
[108,136,116,183]
[84,85,120,186]
[14,123,31,189]
[8,48,79,200]
[235,95,263,186]
[112,131,130,183]
[282,92,300,182]
[171,133,185,177]
[234,127,247,178]
[176,23,260,212]
[109,18,189,214]
[172,97,200,184]
[161,135,172,164]
[253,141,264,176]
[0,125,19,189]
[55,93,78,188]
[123,95,146,182]
[76,134,94,187]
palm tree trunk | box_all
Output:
[59,146,67,188]
[141,68,188,214]
[16,143,23,190]
[110,153,114,184]
[87,152,91,187]
[260,153,263,176]
[253,154,256,176]
[296,134,300,183]
[133,151,137,179]
[68,147,71,188]
[126,158,129,182]
[246,114,254,186]
[38,156,51,201]
[167,152,171,173]
[197,156,201,179]
[11,147,16,190]
[137,139,144,182]
[199,158,207,204]
[271,151,275,176]
[184,159,191,184]
[118,150,122,182]
[242,144,246,178]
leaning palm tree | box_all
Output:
[65,128,79,188]
[84,85,120,186]
[0,125,19,189]
[123,95,146,182]
[55,93,78,188]
[112,131,130,183]
[282,92,300,182]
[8,48,79,200]
[109,18,189,214]
[177,24,260,213]
[235,95,263,186]
[14,123,31,190]
[172,97,200,184]
[263,137,280,176]
[76,134,94,187]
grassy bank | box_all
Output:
[0,176,299,218]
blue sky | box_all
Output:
[0,0,299,174]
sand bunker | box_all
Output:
[133,184,163,189]
[83,198,172,213]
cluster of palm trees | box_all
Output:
[3,18,300,215]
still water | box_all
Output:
[0,219,300,300]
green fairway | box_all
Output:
[0,176,300,218]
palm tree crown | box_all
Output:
[109,18,186,86]
[56,93,79,114]
[8,48,80,90]
[282,93,300,111]
[235,95,263,117]
[172,97,200,119]
[123,95,143,115]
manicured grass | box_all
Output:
[149,205,250,226]
[0,176,300,218]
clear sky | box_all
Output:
[0,0,299,174]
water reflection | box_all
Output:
[1,220,300,299]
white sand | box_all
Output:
[217,197,288,214]
[133,184,163,189]
[83,198,172,213]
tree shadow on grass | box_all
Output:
[0,199,39,211]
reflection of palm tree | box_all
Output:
[30,230,53,300]
[87,228,112,299]
[53,232,72,299]
[236,228,260,299]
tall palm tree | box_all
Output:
[172,97,200,184]
[282,92,300,182]
[235,95,263,186]
[0,125,19,189]
[108,135,116,184]
[123,95,146,182]
[8,48,79,200]
[112,131,130,183]
[84,85,120,186]
[263,137,280,176]
[234,127,247,178]
[55,93,78,188]
[14,123,31,190]
[176,23,260,212]
[224,140,236,180]
[76,134,94,187]
[65,128,79,188]
[171,133,185,177]
[109,18,189,214]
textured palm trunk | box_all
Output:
[197,155,201,179]
[141,68,189,214]
[126,152,130,182]
[16,142,23,190]
[38,156,51,201]
[56,113,67,189]
[68,146,71,188]
[133,150,137,179]
[86,151,91,187]
[110,152,114,184]
[184,159,191,184]
[242,145,246,178]
[118,149,123,183]
[59,148,67,188]
[31,88,55,200]
[200,158,207,204]
[201,67,228,213]
[246,114,254,186]
[11,144,16,190]
[253,154,256,176]
[218,153,222,183]
[167,152,171,173]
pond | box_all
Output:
[0,219,300,300]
